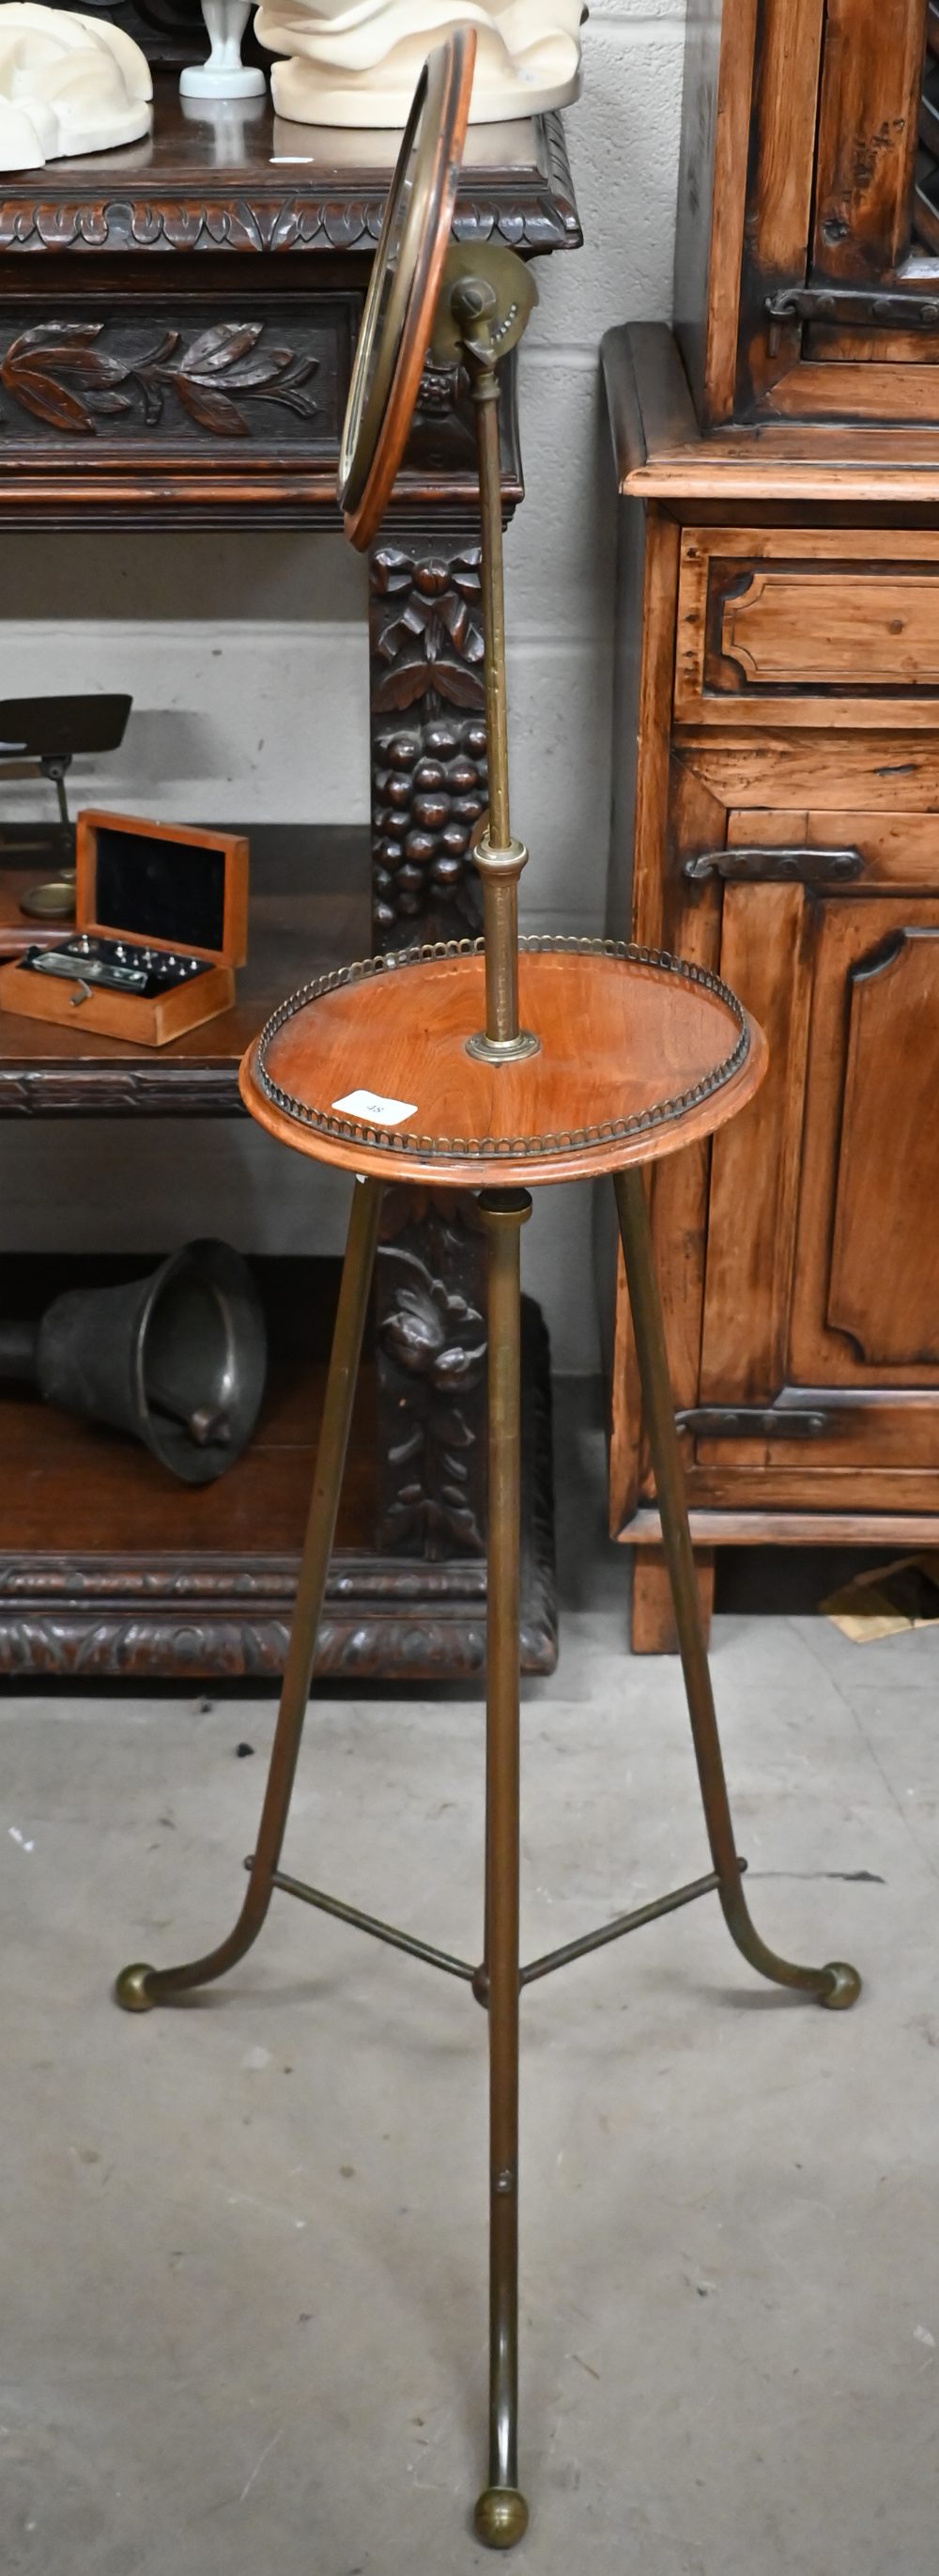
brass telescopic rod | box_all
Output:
[473,1187,531,2553]
[462,320,537,1065]
[475,376,512,857]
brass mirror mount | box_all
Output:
[434,246,541,1066]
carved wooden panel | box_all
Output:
[646,793,939,1516]
[827,926,939,1365]
[675,528,939,723]
[811,0,925,277]
[916,0,939,251]
[722,572,939,690]
[0,301,354,447]
[376,1188,487,1560]
[699,876,813,1406]
[369,535,486,943]
[788,867,939,1401]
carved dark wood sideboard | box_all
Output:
[0,85,579,1677]
[604,0,939,1650]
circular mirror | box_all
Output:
[339,28,476,551]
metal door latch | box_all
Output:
[676,1405,832,1439]
[766,285,939,353]
[685,846,863,887]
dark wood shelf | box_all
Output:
[0,823,370,1114]
[0,85,576,1672]
[0,1256,555,1679]
[0,78,580,260]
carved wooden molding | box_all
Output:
[0,1064,243,1115]
[0,1297,556,1674]
[0,113,579,258]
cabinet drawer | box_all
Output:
[675,529,939,727]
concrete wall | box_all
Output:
[0,1,686,1369]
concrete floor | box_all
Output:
[3,1389,938,2575]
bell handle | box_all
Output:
[0,1320,39,1384]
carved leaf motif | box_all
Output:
[182,321,263,374]
[373,661,434,711]
[373,658,485,711]
[39,349,130,381]
[372,549,418,598]
[431,1342,485,1388]
[2,367,95,432]
[381,1280,446,1373]
[85,391,133,416]
[430,660,486,707]
[213,349,290,387]
[5,321,102,359]
[172,375,249,436]
[438,1501,482,1546]
[138,332,181,371]
[450,557,485,599]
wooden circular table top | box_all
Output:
[239,939,766,1187]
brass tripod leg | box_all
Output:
[612,1167,860,2013]
[473,1188,531,2552]
[115,1177,383,2012]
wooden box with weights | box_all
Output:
[0,810,249,1047]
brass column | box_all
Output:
[460,311,537,1068]
[473,1187,531,2551]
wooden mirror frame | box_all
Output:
[339,27,476,552]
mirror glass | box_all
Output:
[337,32,475,546]
[338,68,427,520]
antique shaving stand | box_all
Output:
[115,33,861,2551]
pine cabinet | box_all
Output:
[604,0,939,1646]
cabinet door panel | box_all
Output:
[791,893,939,1379]
[699,879,812,1404]
[811,0,923,279]
[827,928,939,1364]
[688,814,939,1509]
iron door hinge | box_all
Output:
[766,286,939,353]
[685,846,863,887]
[676,1405,832,1440]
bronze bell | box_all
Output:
[0,1240,267,1484]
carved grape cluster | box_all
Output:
[373,718,487,935]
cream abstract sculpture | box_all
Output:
[256,0,581,125]
[0,4,151,169]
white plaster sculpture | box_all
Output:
[180,0,265,101]
[255,0,581,125]
[0,5,151,169]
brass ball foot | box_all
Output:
[473,2488,529,2550]
[115,1963,157,2012]
[819,1961,862,2011]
